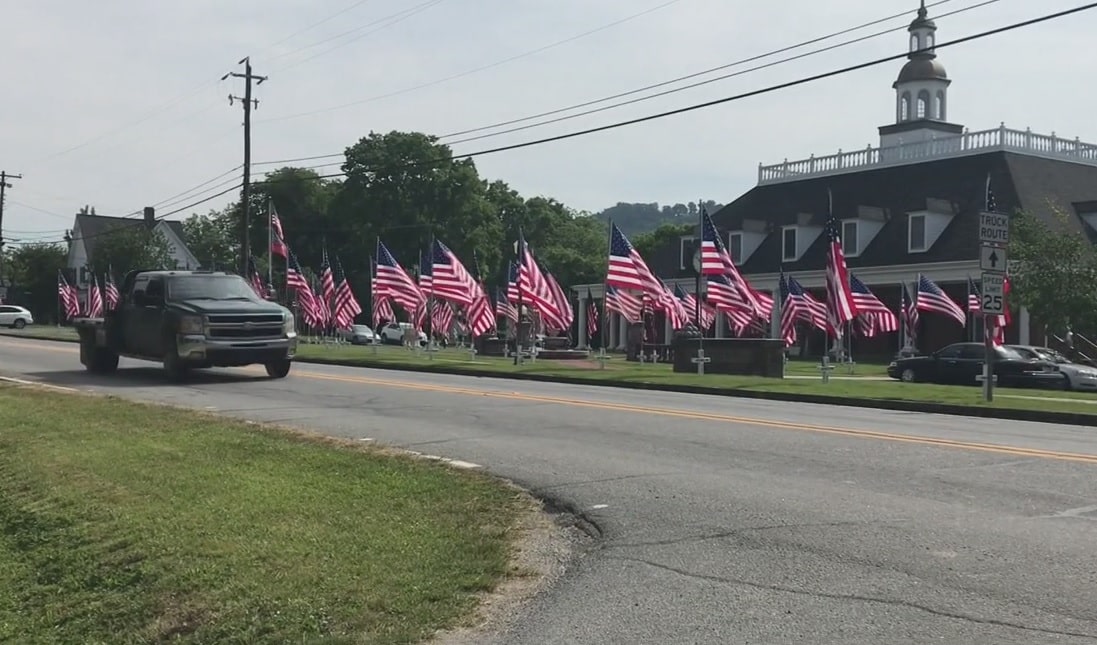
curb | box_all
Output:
[5,332,1094,428]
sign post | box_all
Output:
[979,211,1010,403]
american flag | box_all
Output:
[58,271,80,320]
[517,235,563,322]
[658,280,691,330]
[419,248,434,294]
[333,256,362,330]
[786,275,827,332]
[901,281,919,345]
[319,247,336,323]
[270,203,288,258]
[431,239,476,306]
[777,271,797,347]
[375,240,426,316]
[104,268,120,311]
[985,173,997,212]
[966,276,981,312]
[287,251,323,328]
[247,255,268,298]
[605,284,642,323]
[495,287,518,322]
[467,282,496,337]
[699,209,772,320]
[824,201,858,338]
[85,275,104,318]
[605,223,677,313]
[543,268,574,333]
[706,274,753,334]
[586,287,599,337]
[371,256,395,328]
[673,284,715,331]
[506,262,520,302]
[430,300,455,338]
[916,274,966,326]
[849,273,897,337]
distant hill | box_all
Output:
[591,200,724,238]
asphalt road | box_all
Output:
[3,337,1097,644]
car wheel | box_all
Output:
[264,360,292,379]
[163,346,189,383]
[89,347,119,374]
[900,368,916,383]
[12,319,26,329]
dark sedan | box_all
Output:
[887,342,1064,388]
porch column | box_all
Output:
[1019,306,1031,345]
[664,314,672,344]
[715,311,726,338]
[577,293,588,348]
[617,314,627,350]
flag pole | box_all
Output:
[267,198,273,288]
[427,233,435,353]
[56,269,62,327]
[601,220,611,354]
[514,231,524,365]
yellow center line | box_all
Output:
[6,337,1097,465]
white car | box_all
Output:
[378,322,427,346]
[0,305,33,329]
[1009,345,1097,391]
[340,324,378,345]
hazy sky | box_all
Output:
[3,0,1094,245]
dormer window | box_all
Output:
[781,226,797,262]
[841,220,858,257]
[679,236,698,270]
[910,34,918,52]
[728,232,742,264]
[909,214,927,252]
[926,33,934,48]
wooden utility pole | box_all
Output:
[0,171,23,297]
[222,58,267,276]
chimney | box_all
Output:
[143,206,155,227]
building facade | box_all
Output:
[66,206,199,288]
[573,2,1097,358]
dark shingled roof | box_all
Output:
[75,213,187,264]
[647,151,1097,280]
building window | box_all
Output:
[841,220,858,256]
[916,94,928,119]
[936,90,945,120]
[909,214,927,252]
[728,232,742,264]
[910,34,919,52]
[900,94,910,121]
[679,236,697,270]
[782,226,797,261]
[926,33,934,49]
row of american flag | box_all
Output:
[57,269,120,320]
[598,204,1010,349]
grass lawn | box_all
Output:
[5,326,1097,417]
[0,384,529,644]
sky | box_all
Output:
[3,0,1096,246]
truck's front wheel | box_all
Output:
[163,346,189,382]
[264,360,292,379]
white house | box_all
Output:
[66,206,200,286]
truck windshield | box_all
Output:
[167,275,261,301]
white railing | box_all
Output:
[757,124,1097,184]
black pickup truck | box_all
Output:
[74,269,298,381]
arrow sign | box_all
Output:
[980,244,1008,273]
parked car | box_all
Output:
[1009,344,1097,391]
[887,342,1063,388]
[0,305,33,329]
[339,324,377,345]
[377,322,427,346]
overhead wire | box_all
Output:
[15,3,1091,246]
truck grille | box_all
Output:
[206,313,284,339]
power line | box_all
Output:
[259,0,687,124]
[252,0,967,167]
[254,2,1097,183]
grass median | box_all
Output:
[0,383,530,644]
[4,326,1096,417]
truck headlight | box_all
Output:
[283,312,295,335]
[179,315,204,335]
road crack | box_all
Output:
[610,555,1097,641]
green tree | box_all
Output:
[183,209,236,270]
[6,243,67,322]
[1008,206,1097,332]
[90,224,173,277]
[632,222,694,261]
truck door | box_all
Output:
[123,274,151,355]
[141,277,168,358]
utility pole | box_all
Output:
[222,57,267,277]
[0,171,23,300]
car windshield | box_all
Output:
[995,346,1025,360]
[1033,348,1069,363]
[167,275,260,301]
[352,325,371,333]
